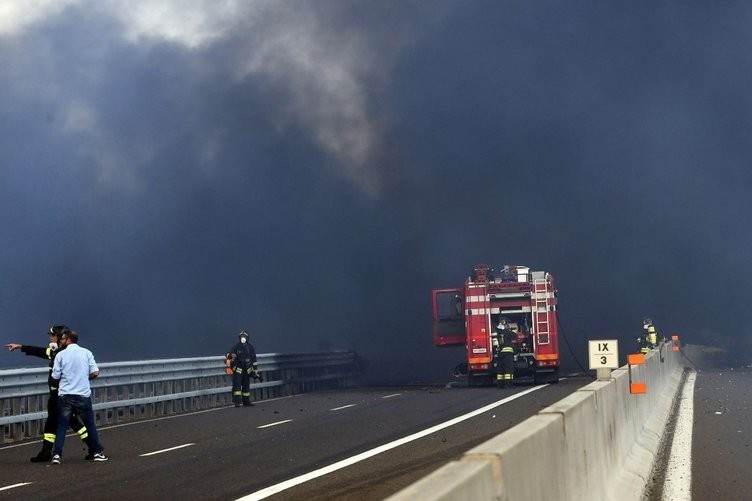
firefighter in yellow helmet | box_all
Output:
[225,330,260,407]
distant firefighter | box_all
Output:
[637,318,658,353]
[225,330,260,407]
[493,318,515,388]
[643,318,658,348]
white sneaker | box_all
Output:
[51,455,61,465]
[92,452,108,462]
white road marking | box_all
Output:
[330,404,356,411]
[0,483,32,492]
[662,370,696,501]
[237,384,548,500]
[257,419,293,429]
[1,394,308,453]
[381,393,401,399]
[140,443,195,457]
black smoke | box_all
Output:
[2,2,751,380]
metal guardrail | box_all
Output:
[0,351,361,443]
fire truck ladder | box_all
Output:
[533,278,551,345]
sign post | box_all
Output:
[588,339,619,380]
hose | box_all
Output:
[556,312,596,378]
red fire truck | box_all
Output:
[432,264,560,385]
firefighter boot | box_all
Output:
[30,440,53,463]
[242,399,254,407]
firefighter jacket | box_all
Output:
[226,342,257,370]
[646,325,658,347]
[636,335,651,354]
[496,328,515,355]
[21,344,60,391]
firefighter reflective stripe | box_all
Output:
[233,366,257,374]
[241,392,250,397]
[233,390,242,396]
[46,348,53,358]
[43,433,55,443]
[500,347,514,353]
[76,426,88,440]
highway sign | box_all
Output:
[588,339,619,369]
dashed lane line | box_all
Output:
[0,483,32,492]
[257,419,293,429]
[330,404,357,411]
[139,443,195,457]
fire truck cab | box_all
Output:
[432,264,560,385]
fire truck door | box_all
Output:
[432,289,465,346]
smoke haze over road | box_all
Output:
[2,1,751,380]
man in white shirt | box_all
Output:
[50,330,108,464]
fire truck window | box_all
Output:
[436,293,462,321]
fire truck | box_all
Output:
[432,264,560,385]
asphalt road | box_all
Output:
[0,376,591,500]
[690,368,751,499]
[646,367,752,500]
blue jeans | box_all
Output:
[53,394,103,457]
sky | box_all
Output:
[2,1,751,381]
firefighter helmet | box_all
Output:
[238,330,249,339]
[48,325,70,337]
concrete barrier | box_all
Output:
[388,341,683,500]
[391,460,497,501]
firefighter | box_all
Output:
[637,318,654,354]
[5,325,94,462]
[495,318,515,389]
[645,319,658,348]
[225,330,259,407]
